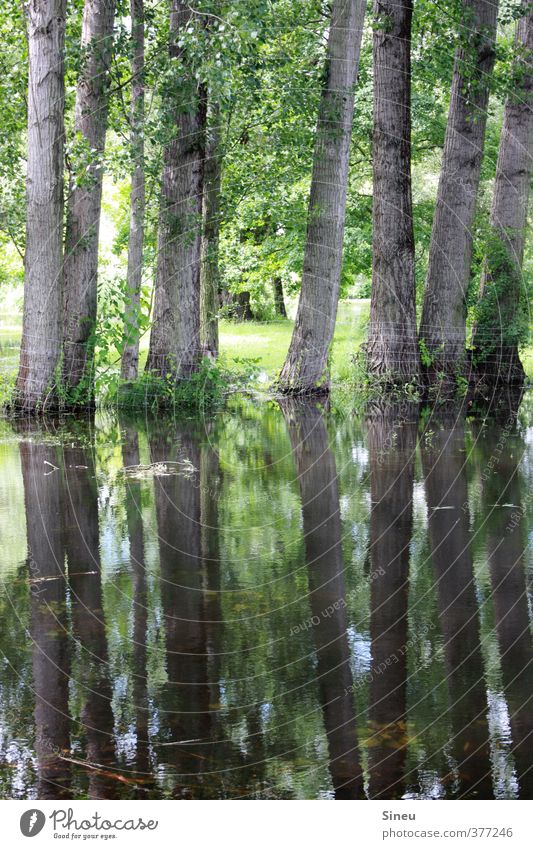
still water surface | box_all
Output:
[1,397,532,799]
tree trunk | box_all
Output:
[63,0,116,401]
[278,0,366,394]
[366,0,419,382]
[419,0,499,383]
[146,1,207,380]
[272,277,287,318]
[236,290,254,321]
[200,100,222,359]
[121,0,146,382]
[15,0,66,412]
[472,1,533,386]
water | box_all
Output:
[0,396,532,800]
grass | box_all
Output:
[137,299,371,384]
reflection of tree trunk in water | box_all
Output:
[63,443,116,799]
[150,425,213,796]
[479,425,533,798]
[421,419,492,798]
[21,438,71,798]
[366,406,417,799]
[281,399,364,799]
[121,424,150,778]
[200,437,223,708]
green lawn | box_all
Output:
[137,299,371,383]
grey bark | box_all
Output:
[15,0,66,412]
[121,0,146,382]
[200,100,222,359]
[419,0,499,380]
[366,0,419,381]
[473,1,533,384]
[146,1,207,380]
[278,0,366,394]
[63,0,116,399]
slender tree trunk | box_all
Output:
[200,100,222,359]
[419,0,499,383]
[146,1,207,380]
[278,0,366,394]
[366,0,419,381]
[473,2,533,385]
[272,277,287,318]
[63,0,116,401]
[121,0,146,382]
[15,0,66,412]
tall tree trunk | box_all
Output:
[272,277,287,318]
[146,1,207,380]
[200,100,222,359]
[366,0,419,381]
[473,2,533,386]
[63,0,116,401]
[15,0,66,412]
[121,0,146,382]
[278,0,366,394]
[419,0,499,383]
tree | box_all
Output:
[473,1,533,385]
[146,1,207,380]
[15,0,66,412]
[63,0,116,401]
[278,0,367,394]
[419,0,499,383]
[366,0,419,382]
[121,0,146,382]
[200,99,222,359]
[272,277,287,318]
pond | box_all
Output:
[0,395,532,800]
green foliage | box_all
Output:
[473,232,529,364]
[104,355,262,414]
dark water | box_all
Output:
[1,396,533,800]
